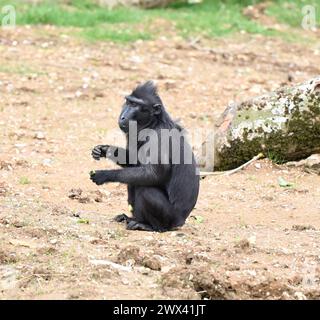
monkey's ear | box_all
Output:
[153,104,162,115]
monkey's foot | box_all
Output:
[114,213,131,223]
[126,220,154,232]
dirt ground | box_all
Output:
[1,24,320,300]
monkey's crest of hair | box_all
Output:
[131,81,163,107]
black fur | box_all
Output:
[90,81,199,232]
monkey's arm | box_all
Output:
[92,145,130,167]
[90,166,169,186]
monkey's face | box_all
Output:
[118,82,163,133]
[119,97,157,133]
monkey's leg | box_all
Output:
[133,187,184,232]
[127,185,135,210]
[113,185,136,223]
[126,220,154,232]
[114,214,154,232]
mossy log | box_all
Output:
[198,77,320,171]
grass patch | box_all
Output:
[0,0,143,27]
[154,0,278,38]
[266,0,319,28]
[0,64,46,75]
[0,0,316,42]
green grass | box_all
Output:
[266,150,286,165]
[0,64,46,75]
[155,0,278,38]
[267,0,319,28]
[0,0,316,42]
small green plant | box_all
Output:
[266,151,286,164]
[192,215,204,223]
[77,218,90,224]
[19,176,31,185]
[278,176,294,188]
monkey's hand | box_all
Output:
[90,170,111,185]
[91,145,109,161]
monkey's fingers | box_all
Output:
[90,175,102,185]
[114,214,130,223]
[92,149,102,160]
[90,171,106,185]
[92,145,108,160]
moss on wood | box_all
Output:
[212,78,320,170]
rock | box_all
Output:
[0,266,18,290]
[0,182,9,197]
[14,143,27,149]
[68,188,90,203]
[68,188,108,203]
[34,131,46,140]
[142,256,161,271]
[137,266,150,275]
[0,161,13,171]
[294,292,307,300]
[14,159,29,168]
[90,259,132,272]
[42,159,53,167]
[161,266,236,299]
[185,253,194,265]
[78,196,91,204]
[91,190,106,202]
[117,245,142,265]
[68,188,83,199]
[117,246,161,271]
[248,235,256,245]
[292,224,316,231]
[0,250,17,264]
[235,239,251,250]
[51,205,72,216]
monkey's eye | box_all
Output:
[129,102,139,108]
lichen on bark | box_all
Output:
[204,77,320,171]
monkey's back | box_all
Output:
[167,152,200,220]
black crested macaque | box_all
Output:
[90,81,199,232]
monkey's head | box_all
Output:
[118,81,163,133]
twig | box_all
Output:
[200,153,264,177]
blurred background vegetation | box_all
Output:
[0,0,319,42]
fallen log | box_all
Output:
[198,77,320,171]
[286,153,320,175]
[97,0,179,9]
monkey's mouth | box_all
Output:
[119,123,129,133]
